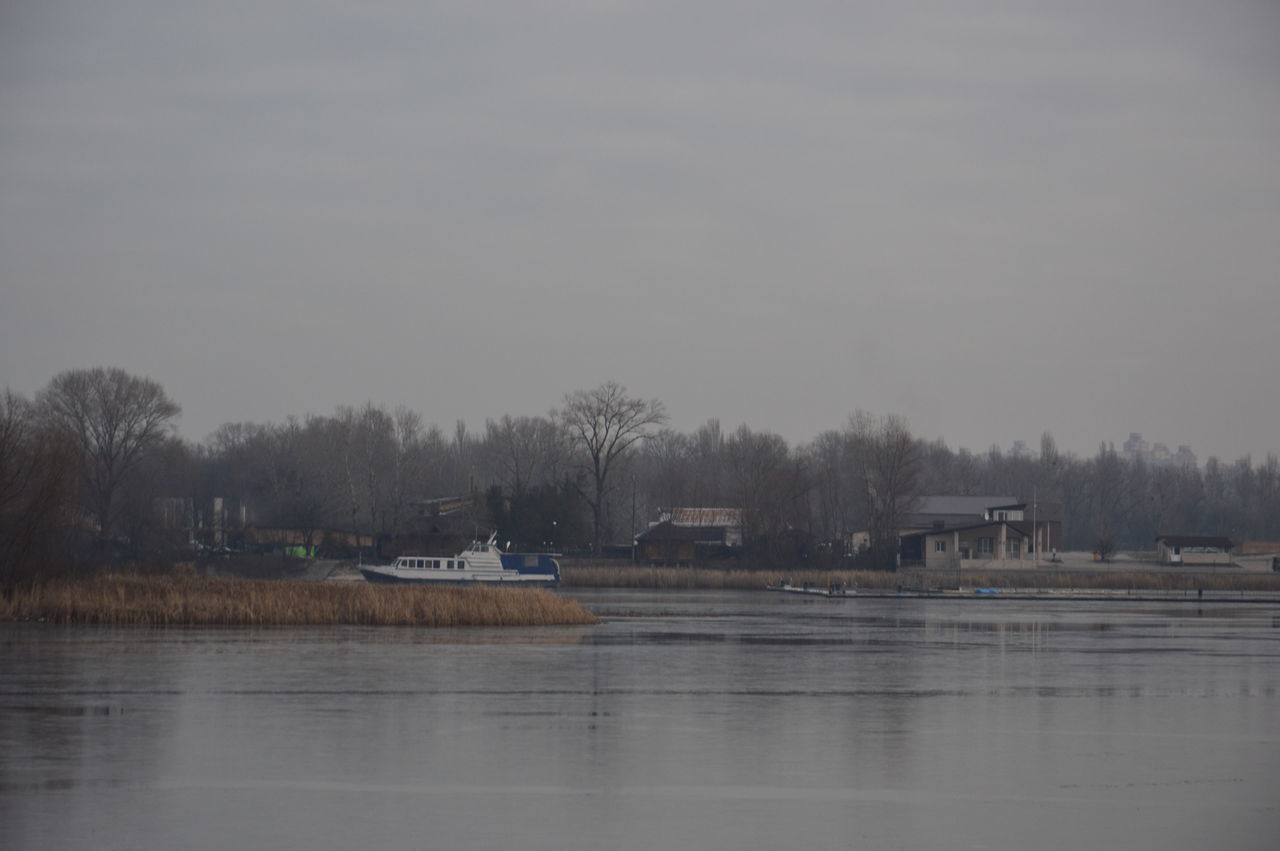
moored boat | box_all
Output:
[358,533,560,586]
[767,580,853,597]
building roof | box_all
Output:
[661,507,742,528]
[1155,535,1233,549]
[914,496,1018,516]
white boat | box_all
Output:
[767,581,853,597]
[358,533,560,586]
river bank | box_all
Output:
[559,563,1280,595]
[0,574,598,627]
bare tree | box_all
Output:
[0,390,77,591]
[807,429,855,546]
[847,412,922,569]
[1092,533,1117,563]
[481,414,567,497]
[557,381,667,553]
[388,406,425,538]
[727,425,809,563]
[636,428,695,515]
[37,367,181,552]
[259,416,343,553]
[333,403,397,558]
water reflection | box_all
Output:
[3,594,1279,851]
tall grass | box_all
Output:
[562,565,1280,593]
[0,575,598,627]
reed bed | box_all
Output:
[562,565,1280,593]
[0,575,598,627]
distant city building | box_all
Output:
[1121,433,1197,468]
[1175,445,1198,468]
[1009,440,1030,458]
[1122,432,1149,460]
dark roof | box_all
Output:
[904,513,991,530]
[915,496,1017,516]
[1155,535,1233,548]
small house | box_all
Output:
[635,507,743,565]
[1155,535,1234,566]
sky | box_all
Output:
[2,0,1278,461]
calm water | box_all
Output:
[2,591,1278,850]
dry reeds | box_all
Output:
[562,565,1280,593]
[0,575,598,627]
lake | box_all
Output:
[2,590,1278,850]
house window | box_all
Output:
[1008,540,1020,558]
[978,537,994,555]
[934,540,947,553]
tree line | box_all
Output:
[4,367,1279,589]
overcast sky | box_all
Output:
[2,1,1278,461]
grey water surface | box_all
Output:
[3,591,1278,850]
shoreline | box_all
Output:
[558,563,1280,594]
[767,585,1280,603]
[6,562,1277,628]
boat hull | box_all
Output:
[358,567,559,587]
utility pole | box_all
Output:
[1033,487,1039,568]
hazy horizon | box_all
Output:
[4,1,1278,462]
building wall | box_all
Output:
[638,539,695,564]
[917,525,1030,569]
[1177,552,1234,565]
